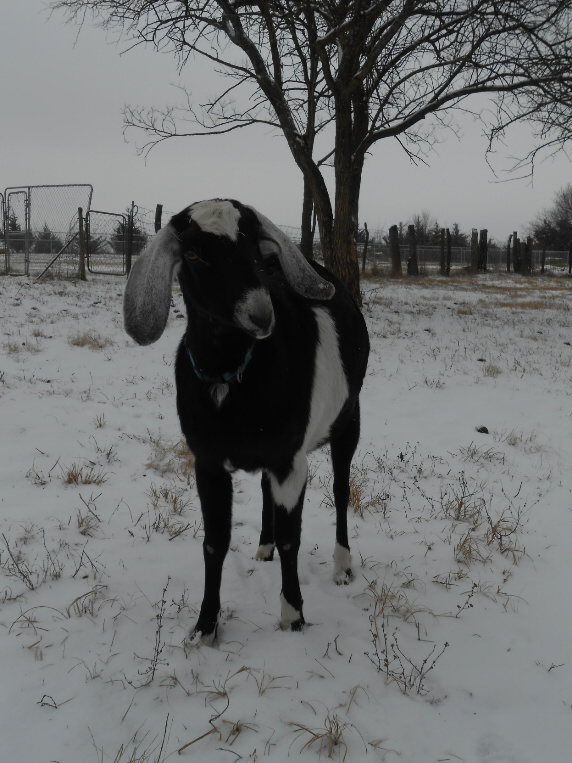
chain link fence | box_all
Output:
[2,185,93,277]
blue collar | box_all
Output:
[184,337,254,384]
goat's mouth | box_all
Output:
[234,288,275,339]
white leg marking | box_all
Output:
[255,543,275,561]
[280,592,302,630]
[333,542,353,585]
[304,307,350,452]
[268,452,307,512]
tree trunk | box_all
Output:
[300,176,314,260]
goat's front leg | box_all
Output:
[193,461,232,645]
[268,453,308,630]
[256,472,275,561]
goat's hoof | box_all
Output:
[255,543,275,561]
[334,568,354,586]
[190,621,218,647]
[290,617,305,632]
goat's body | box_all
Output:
[175,262,367,476]
[124,199,369,643]
[175,260,368,640]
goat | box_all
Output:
[124,199,369,644]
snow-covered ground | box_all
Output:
[1,271,571,763]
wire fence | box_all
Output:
[2,192,569,279]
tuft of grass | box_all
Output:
[68,331,115,351]
[61,462,108,486]
[484,363,502,378]
[144,433,195,483]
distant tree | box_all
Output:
[34,223,64,254]
[7,210,27,252]
[427,220,443,246]
[528,184,572,250]
[411,211,437,245]
[111,213,148,256]
[450,223,470,248]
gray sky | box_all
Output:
[2,2,571,242]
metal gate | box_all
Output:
[2,184,93,276]
[86,210,128,275]
[4,190,29,274]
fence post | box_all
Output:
[470,229,479,273]
[389,224,402,276]
[126,200,135,275]
[541,245,546,274]
[524,237,533,275]
[77,207,87,281]
[568,241,572,275]
[506,234,512,272]
[407,224,419,275]
[361,222,369,274]
[446,228,452,276]
[512,231,520,273]
[440,228,446,275]
[479,229,488,272]
[154,203,163,233]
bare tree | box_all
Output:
[51,1,572,301]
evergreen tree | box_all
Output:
[450,223,470,247]
[34,223,63,254]
[7,211,26,253]
[111,213,147,256]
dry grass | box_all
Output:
[68,331,115,351]
[61,462,108,486]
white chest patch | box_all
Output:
[188,200,241,241]
[304,307,349,452]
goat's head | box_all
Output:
[124,199,335,346]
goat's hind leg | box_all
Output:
[192,462,233,645]
[255,472,275,561]
[268,454,308,630]
[330,402,361,585]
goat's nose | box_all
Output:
[249,309,274,333]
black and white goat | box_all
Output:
[124,199,369,644]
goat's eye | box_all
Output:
[184,250,207,264]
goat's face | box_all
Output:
[123,198,334,347]
[173,201,275,339]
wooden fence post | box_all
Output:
[77,207,86,281]
[506,234,512,272]
[389,224,402,276]
[407,224,419,275]
[446,228,452,276]
[524,237,533,275]
[568,241,572,275]
[479,229,488,272]
[126,201,135,275]
[512,231,520,273]
[470,229,479,273]
[154,203,163,233]
[440,228,446,275]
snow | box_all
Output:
[1,271,571,762]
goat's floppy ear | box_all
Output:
[249,207,335,300]
[123,225,181,346]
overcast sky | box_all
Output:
[2,2,571,242]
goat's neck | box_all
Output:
[185,315,254,380]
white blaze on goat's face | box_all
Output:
[188,200,241,240]
[234,287,275,338]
